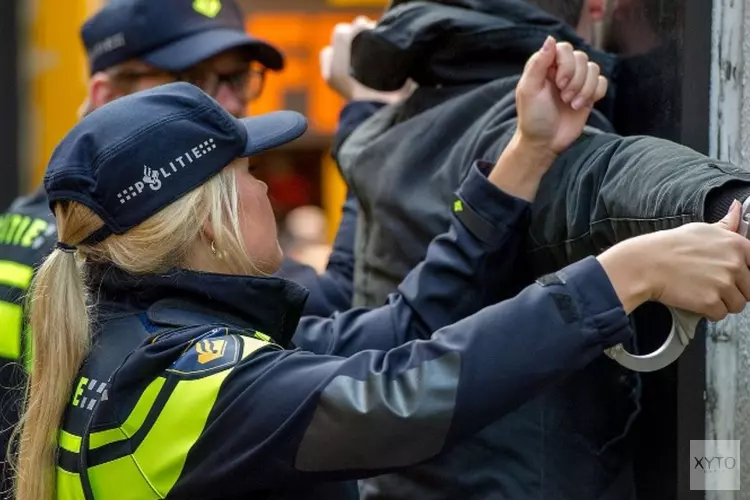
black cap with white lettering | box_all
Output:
[81,0,284,74]
[44,82,307,245]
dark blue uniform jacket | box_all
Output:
[55,163,632,499]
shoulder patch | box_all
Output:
[167,327,240,377]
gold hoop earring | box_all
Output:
[210,240,223,259]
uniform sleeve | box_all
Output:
[167,256,632,497]
[292,161,530,356]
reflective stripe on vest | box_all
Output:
[0,260,34,360]
[56,335,268,500]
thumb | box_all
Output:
[319,46,333,79]
[520,36,557,91]
[715,199,742,231]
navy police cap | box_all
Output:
[44,82,307,245]
[81,0,284,74]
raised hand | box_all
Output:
[515,36,608,156]
[319,16,414,104]
[488,37,608,202]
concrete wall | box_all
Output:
[708,0,750,498]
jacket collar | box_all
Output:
[90,264,309,347]
[351,1,616,92]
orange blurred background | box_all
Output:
[26,0,388,246]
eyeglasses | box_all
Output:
[176,64,266,102]
[108,63,267,102]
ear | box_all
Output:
[586,0,606,22]
[202,218,216,245]
[77,98,92,119]
[88,72,125,112]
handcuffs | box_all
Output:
[604,197,750,372]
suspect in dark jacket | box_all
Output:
[338,1,750,499]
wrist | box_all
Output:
[349,82,403,104]
[487,133,559,202]
[596,239,656,314]
[510,132,559,166]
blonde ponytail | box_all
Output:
[13,197,101,500]
[13,163,251,499]
[14,246,89,500]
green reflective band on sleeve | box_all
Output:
[90,377,166,450]
[0,260,34,289]
[0,301,23,359]
[59,430,82,454]
[133,336,266,496]
[87,426,127,454]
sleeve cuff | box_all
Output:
[452,161,531,244]
[337,101,386,132]
[549,256,633,346]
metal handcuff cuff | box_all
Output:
[605,197,750,372]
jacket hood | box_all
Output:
[351,0,616,91]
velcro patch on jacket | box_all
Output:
[167,327,240,377]
[536,273,565,287]
[550,292,580,324]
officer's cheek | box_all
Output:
[236,172,282,272]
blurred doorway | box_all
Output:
[240,2,387,259]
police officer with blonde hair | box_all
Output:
[0,4,386,493]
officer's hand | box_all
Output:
[515,36,608,156]
[597,201,750,319]
[320,16,414,103]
